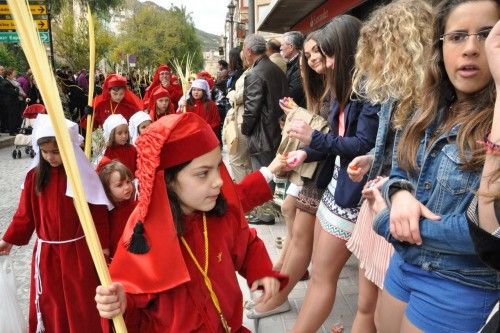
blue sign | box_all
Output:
[0,31,49,43]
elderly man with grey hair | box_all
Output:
[281,31,306,108]
[242,34,288,171]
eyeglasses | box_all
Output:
[440,28,492,44]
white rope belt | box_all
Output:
[34,235,85,333]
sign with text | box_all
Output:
[292,0,364,34]
[0,4,46,15]
[0,19,47,30]
[0,31,49,43]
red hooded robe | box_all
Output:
[185,99,221,133]
[82,74,144,129]
[148,86,176,122]
[104,113,287,333]
[143,65,183,110]
[2,167,109,333]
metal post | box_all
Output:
[229,19,234,49]
[248,0,255,33]
[223,35,228,59]
[46,0,55,69]
[227,1,236,50]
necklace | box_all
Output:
[109,100,120,115]
[181,214,231,333]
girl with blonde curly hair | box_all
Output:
[346,1,434,332]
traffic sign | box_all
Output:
[0,31,50,43]
[0,19,48,30]
[0,4,47,15]
[128,54,137,68]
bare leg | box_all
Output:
[375,289,407,333]
[274,195,297,271]
[313,217,321,250]
[289,227,351,333]
[351,268,378,333]
[400,315,423,333]
[255,209,315,312]
[374,289,383,330]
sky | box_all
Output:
[140,0,229,36]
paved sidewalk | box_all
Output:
[0,145,360,332]
[241,219,359,333]
[0,145,33,322]
[0,132,16,148]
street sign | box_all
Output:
[0,19,48,30]
[128,54,137,68]
[0,31,50,43]
[0,4,47,15]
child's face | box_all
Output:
[110,87,125,103]
[442,0,497,100]
[304,39,326,75]
[156,97,170,114]
[113,124,129,146]
[137,120,152,135]
[40,141,62,167]
[170,147,223,215]
[191,88,204,100]
[108,171,133,203]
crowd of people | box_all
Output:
[0,0,499,332]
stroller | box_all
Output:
[12,104,46,159]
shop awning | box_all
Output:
[258,0,365,34]
[257,0,326,33]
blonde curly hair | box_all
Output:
[352,0,434,130]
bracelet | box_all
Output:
[477,133,500,155]
[387,180,414,199]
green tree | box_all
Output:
[0,44,28,72]
[110,3,204,71]
[48,0,124,17]
[52,5,115,71]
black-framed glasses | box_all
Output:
[440,28,492,44]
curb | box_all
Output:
[0,136,15,149]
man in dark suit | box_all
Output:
[241,34,288,170]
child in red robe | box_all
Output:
[148,86,175,121]
[143,65,183,110]
[99,160,137,257]
[0,114,112,333]
[128,111,152,146]
[97,114,137,175]
[197,70,216,91]
[184,79,221,133]
[95,112,288,333]
[83,74,144,129]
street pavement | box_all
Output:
[243,221,358,333]
[0,144,359,332]
[0,142,33,323]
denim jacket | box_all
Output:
[373,122,500,290]
[366,100,396,181]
